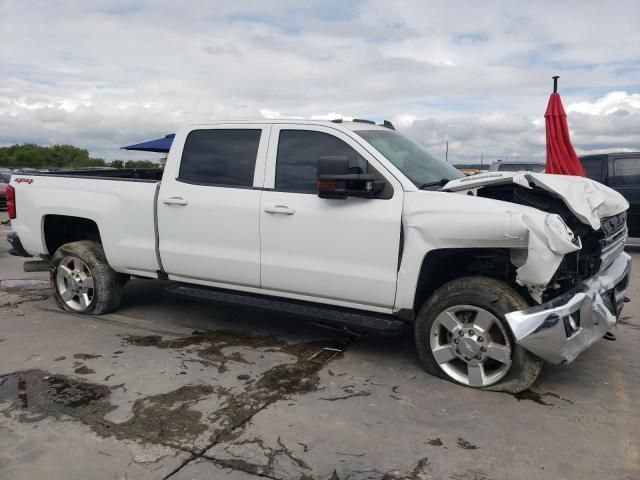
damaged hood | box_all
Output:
[442,171,628,230]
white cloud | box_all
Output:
[566,92,640,116]
[398,91,640,164]
[310,112,350,121]
[391,114,416,129]
[0,0,638,160]
[259,109,282,119]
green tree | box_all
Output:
[124,160,157,169]
[0,144,107,169]
[110,160,124,169]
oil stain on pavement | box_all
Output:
[0,329,447,479]
[0,329,353,453]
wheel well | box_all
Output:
[413,248,522,313]
[43,215,101,255]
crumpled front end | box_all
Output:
[510,212,581,298]
[442,171,630,301]
[505,252,631,364]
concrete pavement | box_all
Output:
[1,213,639,480]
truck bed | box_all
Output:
[25,168,164,182]
[9,172,161,275]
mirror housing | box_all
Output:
[316,157,387,199]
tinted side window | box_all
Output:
[614,158,640,186]
[179,129,261,187]
[581,157,604,181]
[276,130,370,193]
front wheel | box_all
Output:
[51,240,127,315]
[414,276,543,393]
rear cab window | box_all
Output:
[613,157,640,186]
[178,129,262,187]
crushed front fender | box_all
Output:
[514,213,581,291]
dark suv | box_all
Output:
[580,152,640,237]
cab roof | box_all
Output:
[186,118,395,132]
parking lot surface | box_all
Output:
[1,215,639,480]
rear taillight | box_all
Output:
[7,185,16,219]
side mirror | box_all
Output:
[316,156,386,199]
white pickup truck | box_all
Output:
[6,119,631,393]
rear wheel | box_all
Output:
[51,241,127,314]
[414,276,543,393]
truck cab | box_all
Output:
[157,121,415,308]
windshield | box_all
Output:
[356,130,463,187]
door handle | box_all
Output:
[264,205,295,215]
[163,197,189,206]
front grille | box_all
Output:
[599,212,628,272]
[543,211,628,302]
[601,211,627,237]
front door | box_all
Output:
[259,124,403,309]
[157,124,269,287]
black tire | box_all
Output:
[50,240,128,315]
[414,276,543,393]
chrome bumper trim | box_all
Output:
[505,252,631,364]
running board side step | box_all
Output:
[165,285,406,336]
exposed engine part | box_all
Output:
[475,184,628,302]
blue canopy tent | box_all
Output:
[121,133,175,153]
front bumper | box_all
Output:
[505,252,631,364]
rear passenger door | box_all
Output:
[157,125,269,287]
[259,124,403,309]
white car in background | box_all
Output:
[489,160,545,173]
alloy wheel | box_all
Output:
[55,256,95,311]
[429,304,512,387]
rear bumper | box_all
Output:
[505,252,631,364]
[6,232,31,257]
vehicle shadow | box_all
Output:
[116,278,630,400]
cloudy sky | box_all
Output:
[1,0,638,164]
